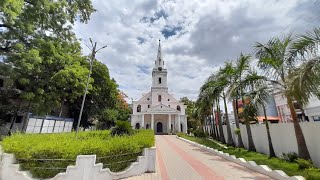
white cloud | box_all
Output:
[73,0,319,103]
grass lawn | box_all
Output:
[177,133,320,180]
[1,130,154,179]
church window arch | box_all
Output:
[135,123,140,129]
[148,105,150,108]
[158,95,161,102]
[137,105,141,112]
[159,77,161,84]
[177,105,181,111]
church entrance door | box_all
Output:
[156,122,163,133]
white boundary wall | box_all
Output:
[0,147,156,180]
[214,122,320,167]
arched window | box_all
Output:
[146,124,150,129]
[177,105,181,111]
[158,77,161,84]
[137,105,141,112]
[148,105,150,108]
[158,95,161,102]
[135,123,140,129]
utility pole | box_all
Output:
[75,38,107,138]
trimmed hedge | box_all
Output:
[178,133,320,180]
[1,130,154,179]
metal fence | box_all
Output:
[25,115,73,134]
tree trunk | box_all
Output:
[213,110,220,140]
[7,115,16,136]
[242,96,256,151]
[223,93,234,146]
[210,114,216,139]
[233,99,244,148]
[58,100,64,117]
[217,102,226,144]
[263,104,276,157]
[287,96,311,159]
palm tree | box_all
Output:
[287,28,320,105]
[200,70,234,145]
[199,77,226,143]
[243,71,276,157]
[216,63,235,146]
[228,54,252,148]
[255,35,311,159]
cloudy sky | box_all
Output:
[74,0,320,102]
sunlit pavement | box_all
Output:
[126,135,273,180]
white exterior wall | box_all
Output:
[217,123,320,167]
[304,95,320,121]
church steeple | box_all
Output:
[152,40,168,91]
[155,39,164,70]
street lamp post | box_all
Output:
[75,39,107,138]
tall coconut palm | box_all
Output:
[228,54,252,148]
[255,35,311,159]
[233,68,258,152]
[242,70,276,157]
[199,77,226,143]
[287,28,320,105]
[201,70,234,145]
[216,63,235,146]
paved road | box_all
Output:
[127,135,273,180]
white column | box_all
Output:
[141,114,145,129]
[168,114,171,133]
[178,115,181,132]
[151,114,154,130]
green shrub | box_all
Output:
[192,129,206,138]
[296,158,313,170]
[306,168,320,180]
[111,121,133,136]
[281,152,299,162]
[1,130,154,179]
[234,128,241,135]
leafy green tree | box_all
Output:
[0,0,95,54]
[69,60,119,129]
[97,108,118,130]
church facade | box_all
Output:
[131,40,187,134]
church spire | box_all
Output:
[155,39,164,69]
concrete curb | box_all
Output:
[177,136,305,180]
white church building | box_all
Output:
[131,40,187,134]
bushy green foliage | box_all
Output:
[111,121,133,136]
[1,130,154,179]
[296,159,314,170]
[234,128,241,135]
[281,152,299,162]
[177,134,320,180]
[192,129,206,138]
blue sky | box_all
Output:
[73,0,320,104]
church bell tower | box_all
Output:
[151,40,168,92]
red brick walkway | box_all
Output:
[126,135,273,180]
